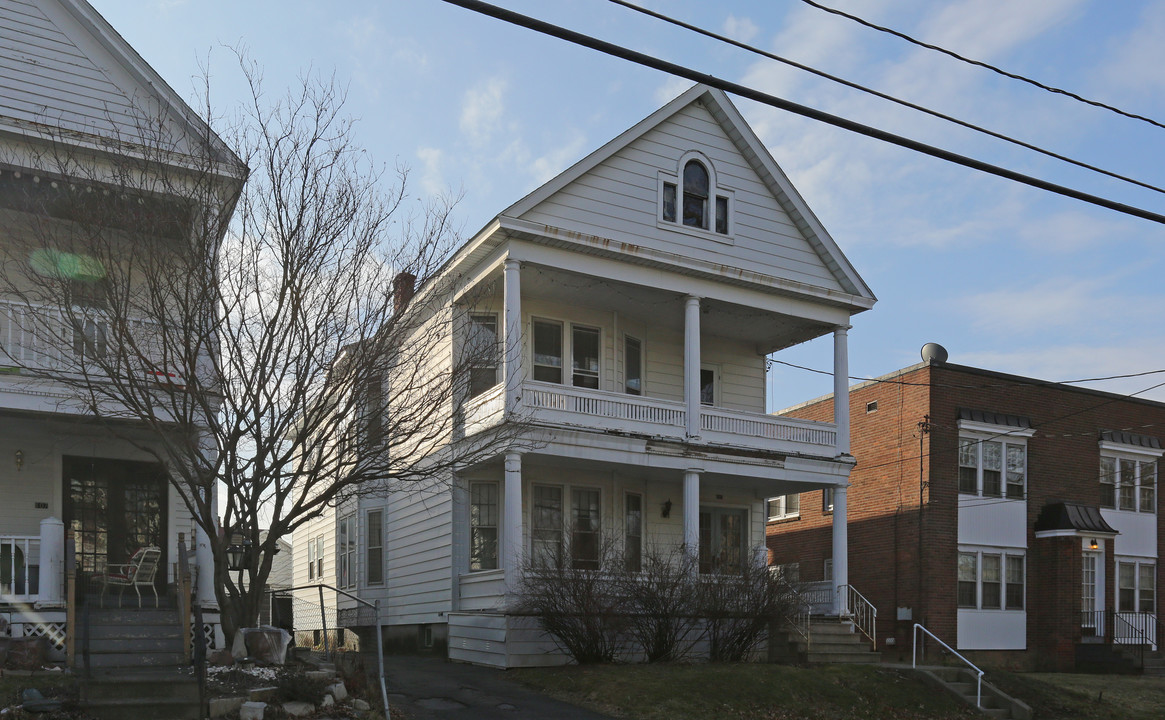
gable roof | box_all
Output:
[0,0,242,172]
[501,84,873,301]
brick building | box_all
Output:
[767,350,1163,671]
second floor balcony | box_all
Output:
[462,379,837,457]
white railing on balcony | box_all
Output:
[0,298,160,374]
[1,535,41,601]
[525,382,686,436]
[701,406,836,448]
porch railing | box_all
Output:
[0,298,160,373]
[1081,609,1161,670]
[1,535,40,600]
[914,623,984,708]
[702,407,836,448]
[839,584,877,649]
[526,382,686,432]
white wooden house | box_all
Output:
[0,0,236,652]
[292,84,876,667]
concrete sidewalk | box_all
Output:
[381,654,616,719]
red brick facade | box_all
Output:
[767,361,1165,670]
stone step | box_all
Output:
[85,650,187,668]
[88,623,185,641]
[86,609,182,625]
[806,650,881,664]
[89,635,186,654]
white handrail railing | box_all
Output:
[913,623,984,708]
[838,584,877,649]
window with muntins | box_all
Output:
[572,326,600,389]
[959,437,1026,498]
[959,549,1025,610]
[659,155,731,236]
[625,493,643,572]
[624,336,642,396]
[1100,455,1156,512]
[469,482,499,571]
[533,320,563,383]
[571,488,601,570]
[682,160,709,228]
[338,515,357,590]
[532,485,564,567]
[366,510,384,585]
[1117,560,1156,613]
[467,313,499,398]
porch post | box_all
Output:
[503,259,522,415]
[833,324,851,457]
[832,325,851,615]
[684,296,701,440]
[683,469,700,573]
[832,484,849,615]
[38,517,64,606]
[504,452,524,591]
[196,479,218,609]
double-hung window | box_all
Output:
[533,320,602,390]
[1100,454,1157,513]
[469,482,499,571]
[307,535,324,580]
[1117,560,1156,613]
[959,437,1027,499]
[533,320,563,383]
[366,510,384,585]
[625,493,643,572]
[572,326,600,389]
[958,549,1025,610]
[467,313,500,398]
[624,336,642,396]
[532,485,564,567]
[571,488,601,570]
[532,485,604,570]
[337,515,357,589]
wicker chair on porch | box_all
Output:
[97,546,162,608]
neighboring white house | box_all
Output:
[291,84,876,667]
[0,0,238,653]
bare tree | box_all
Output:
[0,59,515,641]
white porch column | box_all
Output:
[832,324,851,615]
[196,480,218,609]
[832,484,849,615]
[684,296,702,440]
[683,469,701,572]
[504,452,524,591]
[503,259,522,415]
[38,517,64,606]
[833,325,851,457]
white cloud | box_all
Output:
[529,131,588,185]
[460,77,508,146]
[917,0,1086,62]
[1095,1,1165,96]
[415,146,445,197]
[722,14,759,44]
[654,77,693,107]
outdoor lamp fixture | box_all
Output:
[1090,538,1099,550]
[226,539,252,572]
[661,499,672,518]
[14,449,23,471]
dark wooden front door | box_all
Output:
[62,456,167,593]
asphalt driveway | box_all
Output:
[382,654,615,719]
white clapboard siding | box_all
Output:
[518,101,845,293]
[385,486,453,622]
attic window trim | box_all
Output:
[656,160,735,245]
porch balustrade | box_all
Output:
[460,380,837,455]
[1,535,40,601]
[0,298,159,373]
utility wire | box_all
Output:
[608,0,1165,197]
[797,0,1165,131]
[440,0,1165,225]
[768,358,1165,390]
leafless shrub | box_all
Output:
[696,553,798,662]
[616,544,700,663]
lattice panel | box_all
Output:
[203,622,218,650]
[24,621,67,654]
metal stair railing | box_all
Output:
[913,623,984,709]
[838,584,877,649]
[773,573,811,651]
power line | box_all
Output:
[796,0,1165,132]
[607,0,1165,197]
[439,0,1165,225]
[767,357,1165,390]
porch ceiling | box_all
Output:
[514,264,835,351]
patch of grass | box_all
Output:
[989,671,1165,720]
[0,671,77,712]
[513,664,979,720]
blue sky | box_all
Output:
[91,0,1165,410]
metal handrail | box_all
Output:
[775,577,812,650]
[277,583,391,720]
[838,584,877,649]
[913,623,984,708]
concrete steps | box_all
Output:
[81,608,187,668]
[1141,650,1165,677]
[774,617,881,665]
[916,666,1031,719]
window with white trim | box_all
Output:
[467,313,499,398]
[338,515,357,590]
[958,549,1025,610]
[658,154,733,237]
[1100,455,1156,513]
[824,558,833,583]
[531,485,604,570]
[624,335,643,396]
[307,535,323,580]
[822,488,834,513]
[469,482,499,571]
[959,437,1026,498]
[366,510,384,586]
[773,562,800,583]
[767,494,799,521]
[625,493,643,572]
[532,319,603,390]
[1117,560,1156,613]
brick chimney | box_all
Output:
[392,272,416,314]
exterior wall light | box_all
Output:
[14,449,23,471]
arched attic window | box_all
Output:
[660,154,732,236]
[683,160,709,229]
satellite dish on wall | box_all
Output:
[921,343,948,365]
